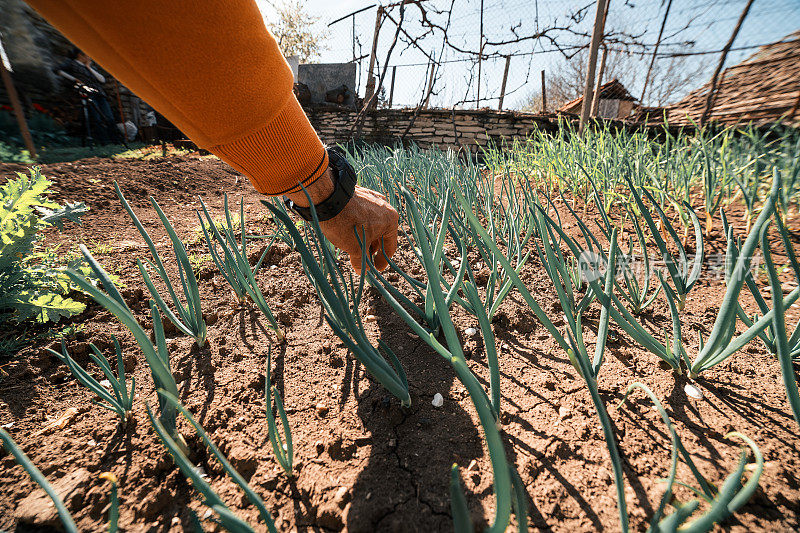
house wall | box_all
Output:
[304,106,562,153]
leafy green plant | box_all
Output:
[691,172,781,375]
[0,168,88,325]
[198,195,283,340]
[616,210,662,314]
[760,216,800,428]
[66,245,181,438]
[116,182,206,346]
[265,345,293,474]
[99,472,120,533]
[47,336,134,423]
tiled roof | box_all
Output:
[558,79,636,113]
[664,31,800,127]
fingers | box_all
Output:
[374,228,398,272]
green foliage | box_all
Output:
[198,195,283,340]
[264,196,411,407]
[149,391,279,532]
[47,336,135,422]
[265,345,293,475]
[116,182,207,347]
[0,168,88,327]
[67,245,180,436]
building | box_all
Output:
[558,79,637,119]
[664,31,800,128]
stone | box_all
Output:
[228,446,258,479]
[334,486,350,508]
[316,500,344,530]
[16,468,90,526]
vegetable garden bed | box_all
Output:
[1,128,799,532]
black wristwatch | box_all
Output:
[284,148,356,222]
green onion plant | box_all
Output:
[147,392,277,533]
[263,196,411,407]
[0,429,79,533]
[365,187,515,532]
[619,383,763,532]
[66,245,180,437]
[116,182,206,346]
[265,345,293,474]
[197,194,284,341]
[47,336,134,423]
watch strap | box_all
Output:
[285,148,356,222]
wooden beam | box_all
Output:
[0,38,36,159]
[640,0,673,104]
[476,0,484,109]
[388,65,397,108]
[590,45,608,117]
[700,0,754,125]
[579,0,609,134]
[423,56,436,109]
[541,70,547,113]
[363,6,383,107]
[497,56,511,110]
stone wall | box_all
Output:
[305,106,564,153]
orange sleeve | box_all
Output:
[26,0,328,195]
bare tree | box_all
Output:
[265,0,329,62]
[518,46,708,111]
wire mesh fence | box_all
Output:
[271,0,800,115]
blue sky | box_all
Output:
[258,0,800,109]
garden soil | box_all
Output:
[1,155,799,532]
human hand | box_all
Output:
[285,169,399,274]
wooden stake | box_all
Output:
[423,57,436,109]
[364,6,383,107]
[498,56,511,110]
[590,45,607,117]
[0,39,36,159]
[579,0,608,134]
[476,0,484,109]
[640,0,673,104]
[541,70,547,113]
[700,0,754,125]
[388,65,397,108]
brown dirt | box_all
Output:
[0,155,799,532]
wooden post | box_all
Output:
[364,6,383,107]
[640,0,673,104]
[497,56,511,110]
[476,0,484,109]
[541,69,547,113]
[0,38,36,159]
[579,0,608,135]
[423,57,436,109]
[388,66,397,108]
[590,45,607,117]
[700,0,754,125]
[114,80,127,138]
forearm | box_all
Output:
[28,0,327,195]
